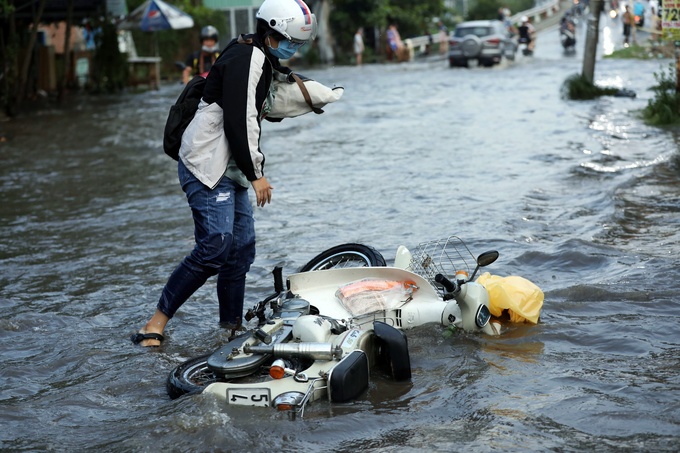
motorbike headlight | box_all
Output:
[475,305,491,328]
[273,391,305,411]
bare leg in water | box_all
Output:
[137,310,170,347]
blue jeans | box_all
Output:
[157,160,256,327]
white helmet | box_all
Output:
[521,15,529,22]
[256,0,317,43]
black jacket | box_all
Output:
[201,34,286,182]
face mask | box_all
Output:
[267,39,305,60]
[202,44,218,53]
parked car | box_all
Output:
[448,20,516,68]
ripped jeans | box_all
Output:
[157,160,256,327]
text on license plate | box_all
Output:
[227,388,271,407]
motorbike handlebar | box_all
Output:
[435,273,456,293]
[272,266,284,293]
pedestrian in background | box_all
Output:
[650,6,661,42]
[354,27,364,65]
[437,20,448,54]
[622,5,634,46]
[386,23,406,61]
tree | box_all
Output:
[91,16,128,93]
[466,0,534,21]
[17,0,47,102]
[0,0,19,115]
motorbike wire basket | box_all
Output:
[407,236,476,296]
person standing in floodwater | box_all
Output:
[354,27,365,65]
[131,0,318,347]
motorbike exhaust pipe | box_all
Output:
[244,342,342,360]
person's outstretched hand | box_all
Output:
[252,177,273,207]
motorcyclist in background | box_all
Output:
[182,25,220,84]
[559,12,577,50]
[517,16,536,55]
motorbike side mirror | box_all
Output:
[468,250,499,281]
[477,250,499,268]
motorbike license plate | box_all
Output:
[227,388,271,407]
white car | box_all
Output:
[448,20,517,67]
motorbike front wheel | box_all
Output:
[300,243,386,271]
[167,354,216,399]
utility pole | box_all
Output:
[582,0,604,84]
[676,41,680,99]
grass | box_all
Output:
[603,38,680,125]
[642,64,680,125]
[561,73,620,100]
[562,56,680,126]
[605,40,674,60]
[564,36,680,126]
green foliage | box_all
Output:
[385,0,446,37]
[0,0,15,15]
[604,44,654,60]
[466,0,501,20]
[643,64,680,125]
[329,0,382,61]
[561,73,619,100]
[466,0,534,21]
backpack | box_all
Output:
[162,75,207,161]
[163,39,245,160]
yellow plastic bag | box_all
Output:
[476,272,543,324]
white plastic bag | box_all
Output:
[268,79,344,119]
[336,278,416,316]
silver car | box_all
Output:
[448,20,517,67]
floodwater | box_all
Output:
[2,19,679,452]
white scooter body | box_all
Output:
[289,267,456,328]
[288,266,498,335]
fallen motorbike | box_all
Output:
[167,237,514,417]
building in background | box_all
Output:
[203,0,263,42]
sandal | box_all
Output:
[130,332,165,346]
